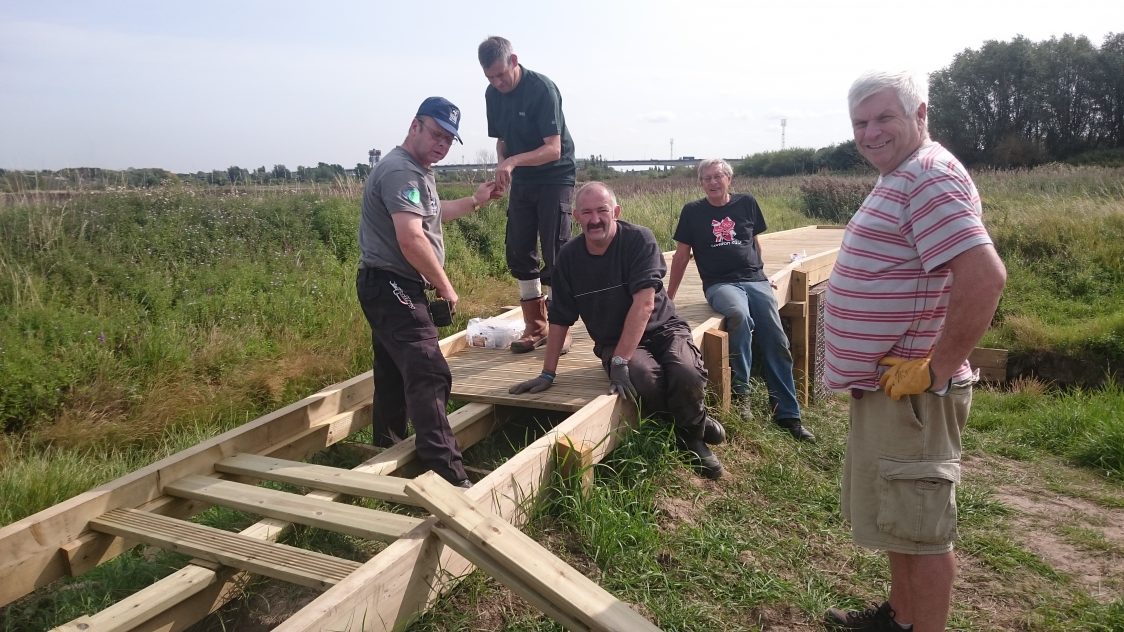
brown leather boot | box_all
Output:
[511,296,548,353]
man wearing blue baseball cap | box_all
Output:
[356,97,500,487]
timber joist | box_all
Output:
[2,227,847,631]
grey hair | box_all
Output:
[478,36,514,68]
[848,70,928,119]
[697,158,733,179]
[574,181,618,208]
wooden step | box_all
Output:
[89,508,360,589]
[215,453,412,504]
[163,475,422,542]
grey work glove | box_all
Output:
[608,363,639,403]
[509,373,555,394]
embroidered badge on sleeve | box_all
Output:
[400,186,422,207]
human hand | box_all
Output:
[878,356,933,400]
[473,181,502,208]
[607,362,638,403]
[495,160,515,190]
[509,373,555,394]
[436,286,459,311]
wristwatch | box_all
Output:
[611,355,628,367]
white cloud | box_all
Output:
[639,111,676,124]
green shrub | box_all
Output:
[798,176,872,223]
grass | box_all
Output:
[2,166,1123,630]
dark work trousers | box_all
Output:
[599,322,709,441]
[356,268,467,484]
[505,182,573,287]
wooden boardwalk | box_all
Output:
[1,225,844,632]
[451,225,844,411]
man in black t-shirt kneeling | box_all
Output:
[508,182,725,479]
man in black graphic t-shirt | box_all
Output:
[668,159,814,442]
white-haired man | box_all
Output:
[667,158,814,442]
[822,71,1006,631]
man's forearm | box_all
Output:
[929,245,1006,384]
[613,289,656,360]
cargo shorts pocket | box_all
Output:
[876,458,960,544]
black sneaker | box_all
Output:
[825,601,909,630]
[776,418,816,443]
[452,478,473,489]
[702,416,726,445]
[683,438,723,479]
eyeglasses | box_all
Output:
[700,173,729,183]
[417,118,455,146]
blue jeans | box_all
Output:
[704,280,801,420]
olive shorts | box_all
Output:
[841,384,972,554]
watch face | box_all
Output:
[612,356,627,366]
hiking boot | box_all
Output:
[825,601,909,630]
[776,418,816,443]
[702,416,726,445]
[733,393,753,421]
[683,438,723,480]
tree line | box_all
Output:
[0,162,374,193]
[930,33,1124,166]
[4,32,1121,193]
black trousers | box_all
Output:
[505,182,573,286]
[356,268,467,483]
[598,322,709,440]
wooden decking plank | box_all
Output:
[431,524,591,632]
[0,372,373,607]
[89,508,359,589]
[405,471,662,632]
[214,454,412,504]
[162,475,422,542]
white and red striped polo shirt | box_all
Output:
[823,141,993,392]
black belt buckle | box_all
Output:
[429,298,454,327]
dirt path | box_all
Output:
[962,454,1124,612]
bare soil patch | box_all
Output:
[964,454,1124,603]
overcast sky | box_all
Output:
[1,0,1119,173]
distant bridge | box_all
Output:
[434,157,743,174]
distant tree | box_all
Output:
[272,164,291,181]
[812,140,867,172]
[735,148,816,177]
[355,163,371,180]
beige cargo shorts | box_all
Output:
[840,383,973,554]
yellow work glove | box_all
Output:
[878,356,933,400]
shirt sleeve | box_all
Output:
[380,169,430,217]
[671,205,692,245]
[902,170,992,272]
[625,227,666,294]
[750,197,768,236]
[547,250,579,327]
[531,81,564,140]
[485,88,500,139]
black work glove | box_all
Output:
[509,373,555,394]
[608,363,639,403]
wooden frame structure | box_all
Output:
[1,226,846,632]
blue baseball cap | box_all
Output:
[416,96,463,144]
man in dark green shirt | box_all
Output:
[478,36,576,354]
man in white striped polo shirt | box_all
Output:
[822,71,1006,632]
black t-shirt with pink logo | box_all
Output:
[673,193,768,290]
